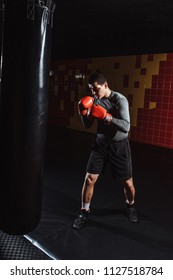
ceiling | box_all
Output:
[51,0,173,59]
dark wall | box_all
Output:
[51,0,173,59]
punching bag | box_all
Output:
[0,0,56,235]
[0,1,4,96]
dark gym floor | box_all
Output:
[1,125,173,260]
[27,126,173,260]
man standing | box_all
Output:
[73,71,138,230]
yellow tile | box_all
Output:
[58,65,66,71]
[149,102,156,109]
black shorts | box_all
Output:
[86,137,132,180]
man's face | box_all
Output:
[88,81,107,99]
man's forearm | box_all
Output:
[111,117,130,133]
[81,115,94,129]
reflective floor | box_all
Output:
[0,230,51,260]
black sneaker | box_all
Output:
[72,210,89,230]
[125,203,139,222]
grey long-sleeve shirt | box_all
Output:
[81,91,130,142]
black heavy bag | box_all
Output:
[0,0,56,234]
[0,1,4,95]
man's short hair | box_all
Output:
[88,71,108,86]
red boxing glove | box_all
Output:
[78,96,94,116]
[88,104,112,124]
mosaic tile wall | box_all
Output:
[48,53,173,149]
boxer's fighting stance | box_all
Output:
[73,71,139,230]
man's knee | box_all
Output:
[122,177,135,190]
[84,173,99,186]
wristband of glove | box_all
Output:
[104,113,112,125]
